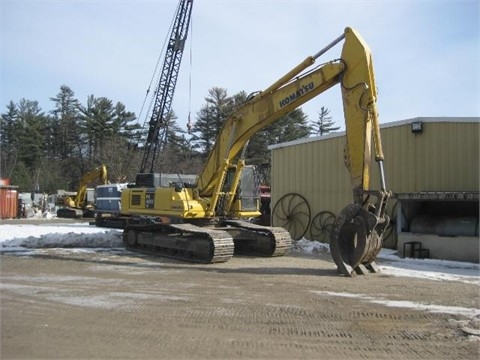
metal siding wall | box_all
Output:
[271,121,479,235]
[271,135,352,223]
[377,122,479,193]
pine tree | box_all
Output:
[2,87,140,190]
[50,85,80,160]
[190,87,313,177]
[245,108,312,167]
[190,87,234,157]
[312,106,339,136]
[273,108,312,143]
[6,99,51,190]
[0,101,20,178]
[15,99,47,170]
[112,102,141,141]
[48,86,84,189]
[154,111,197,174]
[78,95,99,162]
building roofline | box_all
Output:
[268,116,480,150]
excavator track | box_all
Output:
[223,220,292,257]
[122,220,292,263]
[123,222,234,263]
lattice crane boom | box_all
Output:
[140,0,193,174]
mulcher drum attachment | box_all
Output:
[330,203,388,277]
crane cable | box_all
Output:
[187,14,193,134]
[120,4,177,179]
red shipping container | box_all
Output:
[0,187,18,219]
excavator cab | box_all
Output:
[217,165,261,217]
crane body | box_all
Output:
[121,27,391,276]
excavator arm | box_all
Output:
[196,27,391,275]
[197,61,344,197]
[197,28,387,207]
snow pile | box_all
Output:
[0,223,123,250]
[292,238,480,285]
[292,238,330,254]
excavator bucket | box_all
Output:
[330,203,389,276]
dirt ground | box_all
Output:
[1,245,479,360]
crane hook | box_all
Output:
[187,113,193,134]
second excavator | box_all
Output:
[120,27,391,276]
[57,164,109,218]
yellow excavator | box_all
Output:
[57,164,109,218]
[121,27,391,276]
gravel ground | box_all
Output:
[1,246,479,360]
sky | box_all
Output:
[1,0,479,133]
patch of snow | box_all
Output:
[1,224,479,285]
[312,290,480,318]
[46,292,190,309]
[292,238,330,254]
[46,294,124,309]
[0,223,123,250]
[377,247,480,285]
